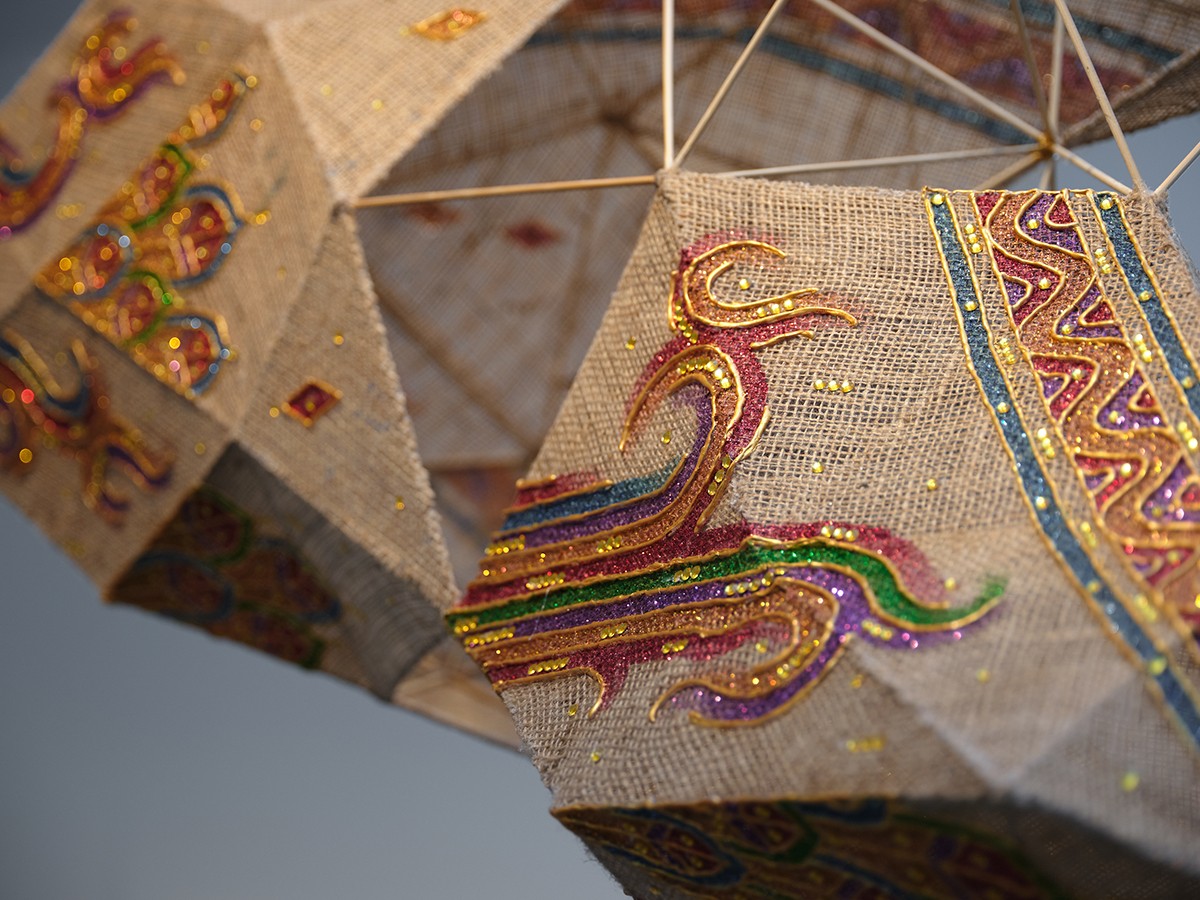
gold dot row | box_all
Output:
[485,535,525,556]
[527,657,569,676]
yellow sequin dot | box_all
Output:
[332,333,345,346]
[996,402,1009,414]
[969,242,983,254]
[1034,496,1048,510]
[371,98,384,111]
[976,669,990,683]
[254,210,271,225]
[1037,277,1051,290]
[1147,656,1167,676]
[737,278,750,291]
[268,406,280,418]
[18,448,33,464]
[320,84,333,96]
[194,442,206,455]
[964,300,978,312]
[661,432,671,445]
[930,193,944,206]
[850,674,864,689]
[925,478,938,491]
[1,389,14,403]
[1121,771,1140,792]
[1100,196,1114,210]
[167,336,181,350]
[1026,219,1039,230]
[395,497,405,510]
[811,461,824,474]
[1139,290,1152,301]
[1119,462,1133,477]
[567,704,578,718]
[590,750,602,763]
[249,118,263,132]
[625,336,636,350]
[944,577,957,591]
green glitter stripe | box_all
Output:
[448,541,999,631]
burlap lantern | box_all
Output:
[446,171,1200,896]
[361,0,1200,477]
[0,0,576,745]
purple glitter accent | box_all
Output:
[1098,371,1162,431]
[1084,472,1107,493]
[1024,194,1083,254]
[1004,278,1026,308]
[1143,458,1200,524]
[663,569,953,723]
[1058,285,1120,339]
[1041,374,1064,399]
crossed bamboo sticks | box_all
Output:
[353,0,1199,211]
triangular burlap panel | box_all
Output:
[446,171,1200,894]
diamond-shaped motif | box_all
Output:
[283,380,341,427]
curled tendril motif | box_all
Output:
[449,237,1000,725]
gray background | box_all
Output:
[1,2,1197,898]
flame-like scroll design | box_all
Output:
[35,75,249,396]
[449,238,1000,725]
[0,329,171,522]
[976,190,1200,644]
[0,12,181,236]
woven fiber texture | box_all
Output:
[448,171,1200,894]
[0,0,564,744]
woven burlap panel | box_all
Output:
[0,0,572,745]
[367,0,1200,480]
[446,171,1200,896]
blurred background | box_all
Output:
[1,2,1196,899]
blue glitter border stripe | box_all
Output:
[926,190,1200,747]
[1092,192,1200,416]
[501,459,677,532]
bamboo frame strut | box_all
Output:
[355,0,1159,212]
[662,0,675,167]
[1009,0,1053,138]
[1051,0,1145,192]
[719,144,1039,180]
[1042,8,1065,190]
[353,174,656,208]
[1157,139,1200,198]
[672,0,792,170]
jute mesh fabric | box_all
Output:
[0,0,587,745]
[447,170,1200,895]
[367,0,1200,475]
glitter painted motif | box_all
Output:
[449,238,1000,726]
[112,486,341,669]
[33,74,250,396]
[926,189,1200,748]
[0,12,181,237]
[974,190,1200,645]
[0,329,171,523]
[284,380,341,427]
[556,799,1064,898]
